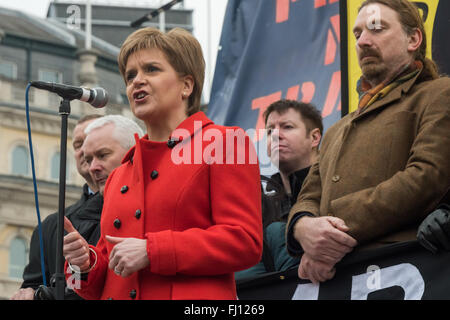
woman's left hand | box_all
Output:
[106,235,149,277]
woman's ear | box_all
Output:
[182,75,194,99]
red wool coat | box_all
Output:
[66,112,263,300]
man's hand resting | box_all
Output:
[294,216,358,283]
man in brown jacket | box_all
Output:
[286,0,450,284]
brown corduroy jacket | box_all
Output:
[288,71,450,250]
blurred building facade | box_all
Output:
[0,2,192,299]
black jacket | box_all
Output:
[260,167,310,271]
[262,167,311,226]
[21,184,103,299]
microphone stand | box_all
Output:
[54,98,71,300]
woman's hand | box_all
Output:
[106,235,149,277]
[10,288,35,300]
[63,217,91,272]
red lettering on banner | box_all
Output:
[324,29,337,65]
[322,71,341,118]
[315,0,339,8]
[300,82,315,103]
[286,85,299,100]
[315,0,327,8]
[275,0,301,23]
[252,92,282,141]
[285,82,315,102]
[276,0,337,23]
[324,14,340,65]
[276,0,290,23]
[259,1,341,140]
[251,81,317,141]
[330,14,340,42]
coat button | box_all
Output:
[113,218,121,229]
[332,175,340,182]
[150,170,159,180]
[129,289,137,299]
[167,138,179,148]
[120,185,129,193]
[135,209,141,219]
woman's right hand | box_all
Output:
[63,217,91,272]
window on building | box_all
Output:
[50,152,60,180]
[50,151,71,181]
[9,237,28,279]
[11,145,30,176]
[38,68,62,83]
[50,152,70,181]
[39,69,63,106]
[12,84,34,103]
[0,60,17,80]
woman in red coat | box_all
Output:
[63,27,262,300]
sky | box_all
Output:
[0,0,51,17]
[0,0,229,101]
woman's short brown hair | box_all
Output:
[118,27,205,115]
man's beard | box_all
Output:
[359,48,387,84]
[361,62,387,82]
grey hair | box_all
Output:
[84,115,144,150]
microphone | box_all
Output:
[30,81,109,108]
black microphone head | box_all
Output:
[91,88,109,108]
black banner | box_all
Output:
[237,241,450,300]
